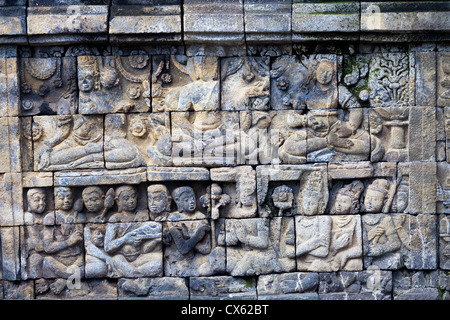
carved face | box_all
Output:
[83,190,104,213]
[335,193,353,214]
[393,191,408,213]
[55,188,73,211]
[78,67,96,92]
[27,189,46,214]
[148,191,170,215]
[117,188,138,212]
[176,189,197,213]
[364,189,385,213]
[238,180,255,207]
[91,228,105,247]
[316,61,335,85]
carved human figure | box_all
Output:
[235,167,257,214]
[296,215,362,271]
[169,186,207,221]
[240,111,273,164]
[24,188,47,225]
[392,180,409,213]
[331,180,364,215]
[298,170,328,216]
[226,218,273,276]
[42,187,85,278]
[152,55,219,112]
[108,185,147,223]
[78,56,99,93]
[82,186,105,222]
[104,221,162,278]
[147,184,172,221]
[362,214,403,269]
[363,179,392,213]
[305,60,338,110]
[84,224,111,278]
[271,185,294,216]
[36,115,104,170]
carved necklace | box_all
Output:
[25,58,58,80]
[114,56,148,83]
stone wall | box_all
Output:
[0,0,449,300]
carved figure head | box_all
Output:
[78,56,99,92]
[315,60,335,85]
[172,186,197,213]
[236,167,256,207]
[392,180,409,213]
[27,188,46,214]
[333,180,364,214]
[89,224,106,248]
[100,65,120,89]
[147,184,172,216]
[364,179,390,213]
[55,187,74,211]
[82,186,105,213]
[115,185,138,213]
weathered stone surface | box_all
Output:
[293,2,360,41]
[152,55,219,112]
[190,276,257,300]
[0,6,26,44]
[226,217,295,276]
[0,227,20,280]
[221,57,270,111]
[439,214,450,270]
[393,270,449,300]
[35,279,117,300]
[257,272,319,300]
[362,214,437,270]
[256,164,328,217]
[0,57,19,116]
[27,5,109,44]
[109,3,182,44]
[0,117,22,173]
[118,277,189,300]
[437,162,450,214]
[244,1,292,43]
[78,55,151,114]
[361,2,450,33]
[295,215,363,272]
[438,52,450,107]
[318,271,392,300]
[183,0,245,44]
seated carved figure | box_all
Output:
[84,224,111,278]
[42,187,85,279]
[104,221,162,278]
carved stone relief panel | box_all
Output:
[151,55,219,112]
[33,115,104,171]
[210,166,257,219]
[20,57,77,115]
[163,218,225,277]
[393,270,449,300]
[78,55,151,114]
[368,53,412,107]
[271,54,338,110]
[295,215,363,272]
[171,111,240,166]
[104,113,171,168]
[35,279,117,300]
[256,164,328,218]
[221,57,270,111]
[437,52,450,107]
[439,214,450,270]
[225,217,295,276]
[85,221,163,278]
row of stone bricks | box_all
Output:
[1,1,449,46]
[0,270,448,300]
